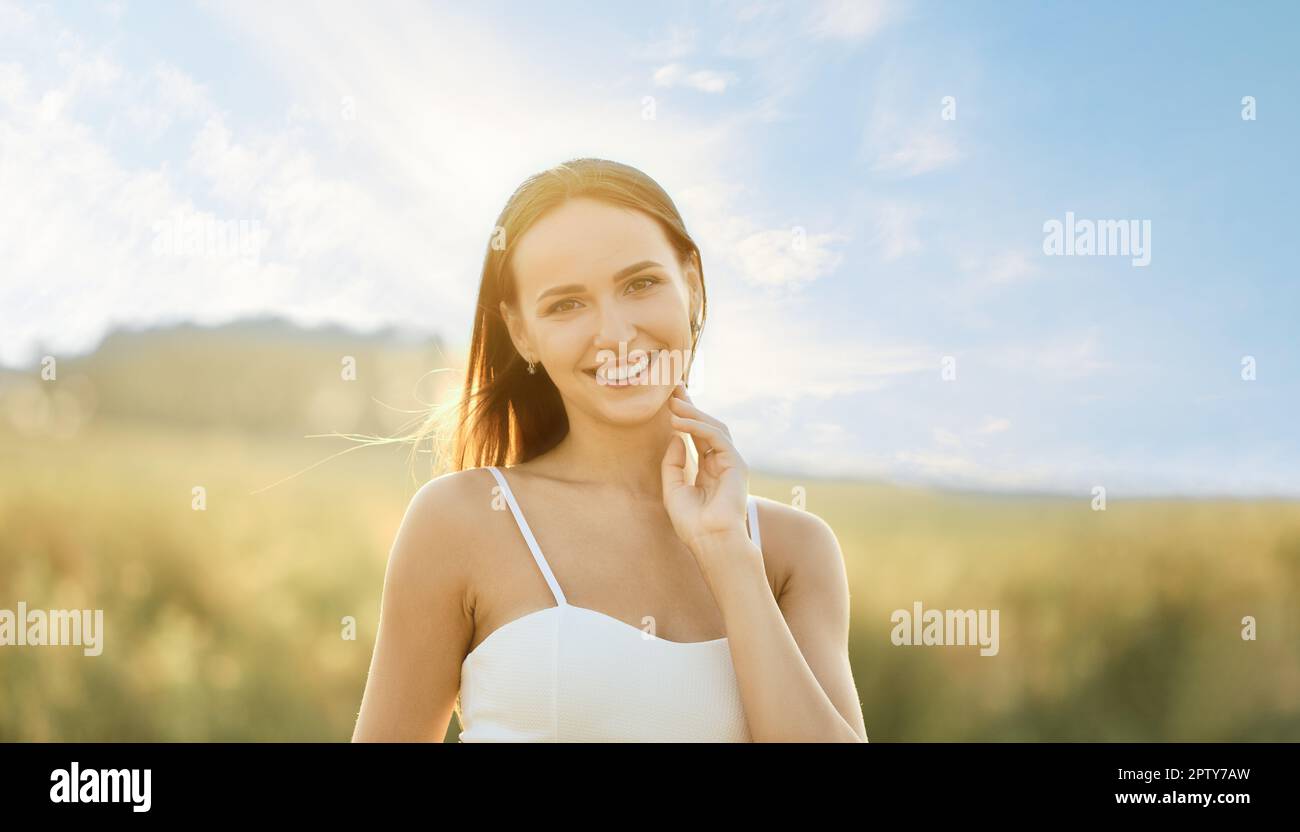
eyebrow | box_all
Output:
[535,260,664,303]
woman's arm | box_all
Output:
[664,385,867,742]
[698,505,868,742]
[352,475,474,742]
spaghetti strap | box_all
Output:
[486,466,568,606]
[747,496,762,550]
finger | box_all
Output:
[668,394,731,436]
[661,432,688,491]
[669,414,737,460]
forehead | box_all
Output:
[510,198,675,295]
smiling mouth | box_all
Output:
[587,352,654,386]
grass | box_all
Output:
[2,420,1297,741]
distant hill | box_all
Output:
[0,316,461,438]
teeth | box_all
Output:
[614,356,648,380]
[601,353,650,383]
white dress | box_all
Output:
[454,465,761,742]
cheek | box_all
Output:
[642,295,692,340]
[538,327,590,369]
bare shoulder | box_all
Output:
[407,466,499,521]
[748,495,845,603]
[390,467,503,575]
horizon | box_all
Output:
[2,313,1294,501]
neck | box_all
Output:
[544,402,689,501]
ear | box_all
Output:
[498,300,534,363]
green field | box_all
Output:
[2,418,1297,741]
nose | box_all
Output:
[592,298,638,353]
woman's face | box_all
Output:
[501,196,699,426]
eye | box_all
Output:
[626,276,661,293]
[546,298,581,314]
[544,276,659,315]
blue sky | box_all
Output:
[1,0,1296,496]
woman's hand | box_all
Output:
[661,383,754,575]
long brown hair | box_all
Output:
[425,158,709,474]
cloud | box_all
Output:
[0,0,35,34]
[808,421,851,444]
[806,0,896,41]
[674,180,851,290]
[864,102,962,177]
[653,63,737,93]
[958,249,1038,289]
[714,0,899,123]
[860,49,964,178]
[0,0,770,366]
[152,63,212,119]
[731,228,848,289]
[933,427,961,447]
[869,128,961,176]
[636,25,697,61]
[928,417,1011,452]
[0,25,476,366]
[976,416,1011,435]
[979,250,1036,285]
[690,291,933,408]
[986,329,1112,379]
[890,450,1057,490]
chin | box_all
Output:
[586,385,670,425]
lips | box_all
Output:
[587,351,653,386]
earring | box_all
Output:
[527,359,537,375]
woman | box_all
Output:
[351,158,867,742]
